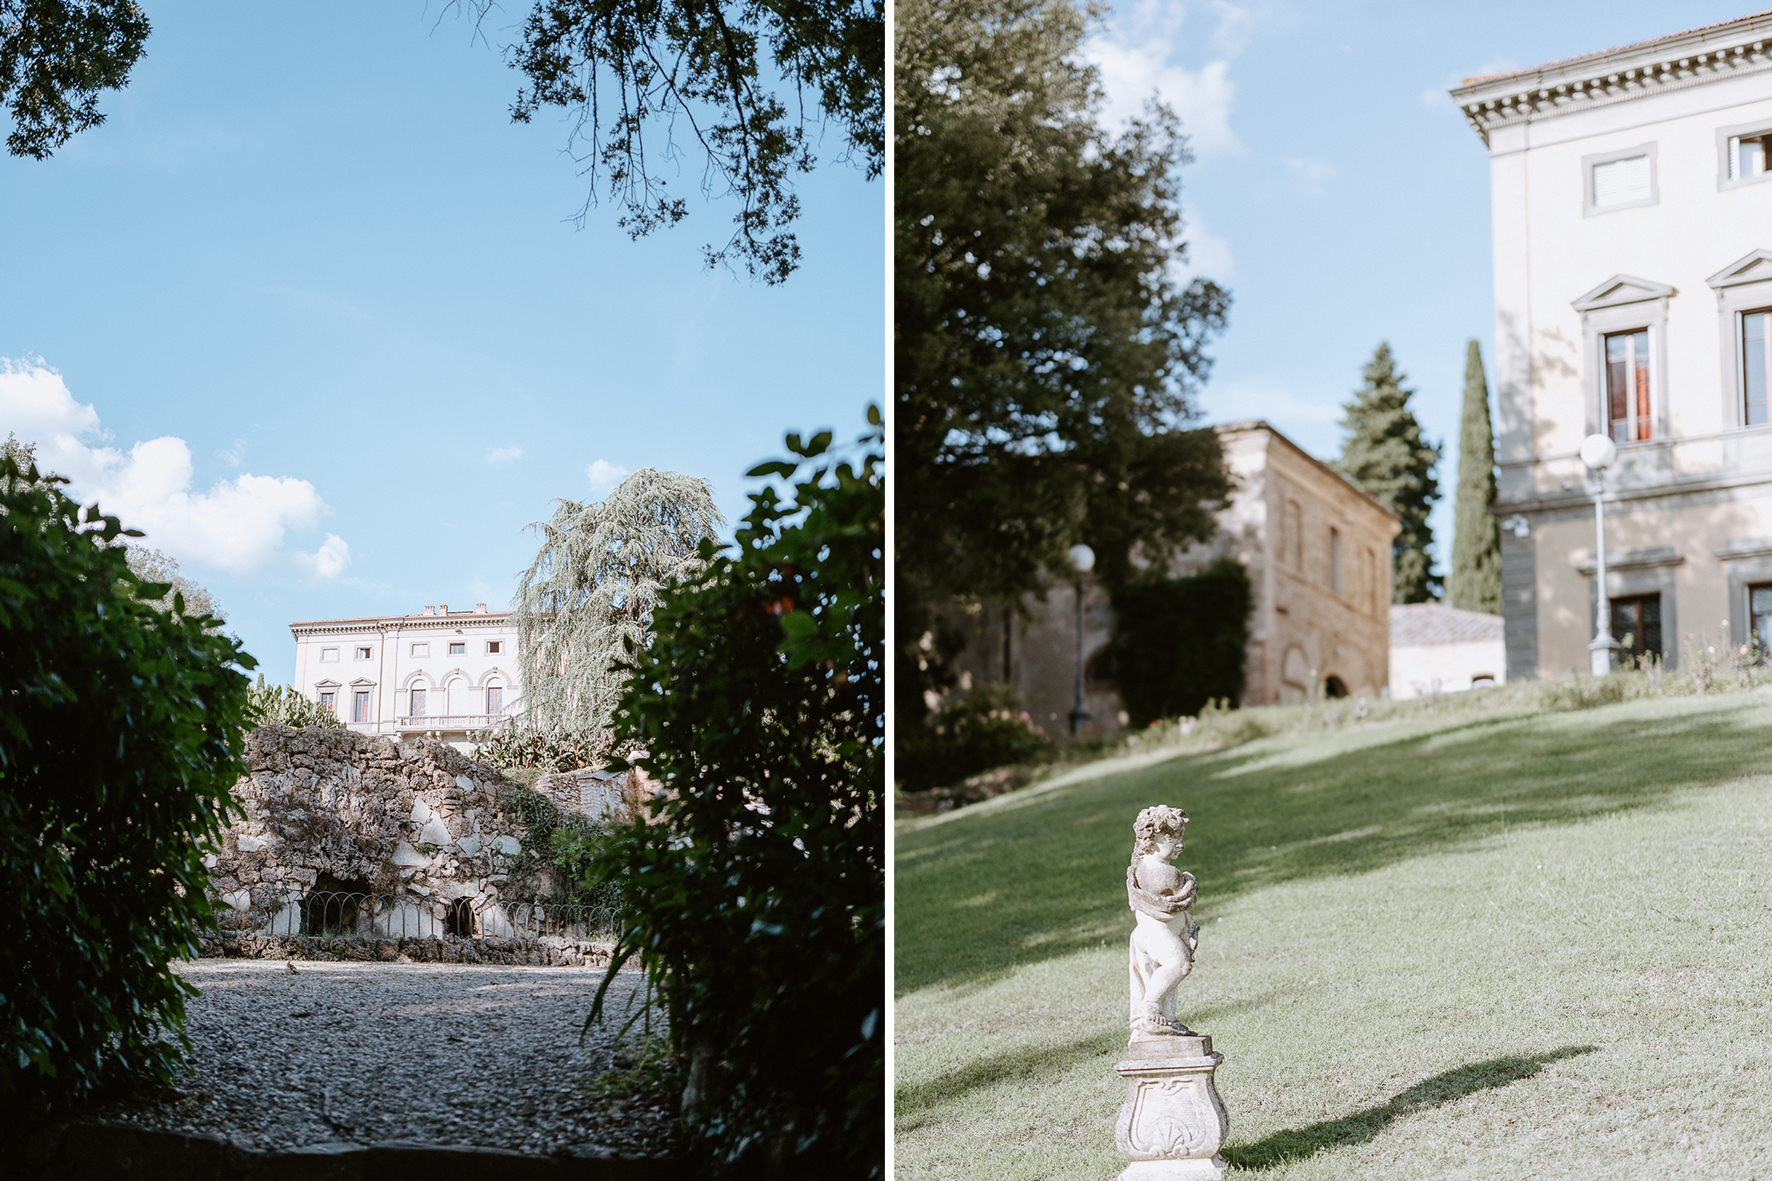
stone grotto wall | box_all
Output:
[204,725,606,964]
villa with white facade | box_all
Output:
[291,602,521,748]
[1453,13,1772,678]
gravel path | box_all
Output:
[96,958,675,1158]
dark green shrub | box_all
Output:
[589,418,883,1178]
[0,460,254,1105]
[1109,557,1252,726]
[894,684,1057,791]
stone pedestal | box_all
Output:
[1113,1034,1228,1181]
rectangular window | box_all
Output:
[486,686,504,715]
[1285,501,1301,569]
[355,646,372,661]
[320,647,339,663]
[487,640,502,655]
[410,688,426,716]
[352,691,371,723]
[1610,594,1662,661]
[1745,309,1771,427]
[1329,527,1343,592]
[1605,329,1652,443]
[411,642,429,658]
[1752,584,1772,657]
[1729,132,1772,180]
[449,642,465,655]
[319,691,336,713]
[1592,154,1651,208]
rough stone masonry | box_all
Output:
[204,725,603,965]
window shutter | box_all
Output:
[1593,155,1651,207]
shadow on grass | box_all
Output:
[1224,1045,1596,1170]
[894,1029,1123,1124]
[898,700,1772,994]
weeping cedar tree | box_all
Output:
[0,0,149,159]
[1336,343,1443,603]
[894,0,1232,722]
[1447,339,1503,614]
[470,0,882,283]
[513,468,724,745]
[587,416,882,1177]
[0,458,254,1105]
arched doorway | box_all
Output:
[1323,675,1349,698]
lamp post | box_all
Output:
[1068,543,1095,735]
[1580,433,1627,675]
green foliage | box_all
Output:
[548,820,622,908]
[475,723,608,772]
[247,675,343,729]
[1109,557,1252,726]
[124,545,224,628]
[514,468,724,740]
[1448,339,1502,614]
[894,0,1232,722]
[0,458,254,1106]
[895,685,1057,792]
[0,0,149,160]
[484,0,882,283]
[588,415,883,1177]
[1336,343,1442,603]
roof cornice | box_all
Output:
[1450,13,1772,145]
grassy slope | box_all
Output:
[894,693,1772,1179]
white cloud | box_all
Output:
[294,533,351,579]
[215,438,247,468]
[1084,0,1273,159]
[1175,202,1234,282]
[486,445,523,465]
[587,459,630,496]
[1282,156,1336,198]
[0,358,339,575]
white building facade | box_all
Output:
[291,602,522,747]
[1453,14,1772,679]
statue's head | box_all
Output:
[1132,804,1189,859]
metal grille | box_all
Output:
[217,890,619,943]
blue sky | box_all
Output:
[0,2,882,684]
[1086,0,1752,577]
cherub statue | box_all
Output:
[1126,804,1200,1037]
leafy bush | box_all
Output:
[246,675,342,729]
[475,723,609,772]
[0,460,254,1106]
[1109,557,1252,726]
[589,418,883,1177]
[894,684,1057,792]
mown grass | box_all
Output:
[894,691,1772,1179]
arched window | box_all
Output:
[485,683,504,715]
[409,687,426,717]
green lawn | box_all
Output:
[894,692,1772,1179]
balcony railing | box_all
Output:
[393,714,506,732]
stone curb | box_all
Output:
[22,1122,687,1180]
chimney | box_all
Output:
[423,605,435,615]
[475,602,488,613]
[439,603,449,614]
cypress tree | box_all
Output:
[1335,343,1442,603]
[1447,339,1502,613]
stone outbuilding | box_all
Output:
[1388,604,1507,699]
[946,421,1402,735]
